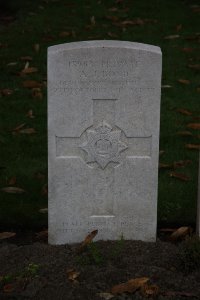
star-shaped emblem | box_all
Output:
[80,121,128,168]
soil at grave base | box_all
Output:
[0,235,200,300]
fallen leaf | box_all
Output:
[111,277,149,295]
[77,229,98,252]
[0,232,16,240]
[121,18,144,26]
[176,108,192,116]
[107,32,118,38]
[108,7,118,12]
[8,176,17,185]
[159,150,165,156]
[7,62,18,66]
[90,16,96,25]
[186,123,200,130]
[197,87,200,93]
[1,89,13,96]
[188,64,200,70]
[106,15,119,22]
[97,292,114,300]
[3,283,14,293]
[26,109,35,118]
[161,85,172,88]
[20,56,33,61]
[177,131,193,136]
[12,123,26,132]
[164,34,180,39]
[159,228,177,233]
[170,226,191,241]
[177,79,190,85]
[67,269,80,282]
[159,163,173,169]
[176,24,182,32]
[1,187,25,193]
[181,47,194,53]
[32,88,43,99]
[34,43,40,53]
[19,128,36,134]
[21,67,38,74]
[185,144,200,150]
[173,160,192,168]
[39,208,48,213]
[36,230,48,240]
[22,80,42,88]
[141,284,159,297]
[169,172,190,181]
[41,184,48,196]
[59,31,71,37]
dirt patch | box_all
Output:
[0,236,200,300]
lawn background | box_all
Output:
[0,0,199,230]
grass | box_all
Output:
[0,0,199,229]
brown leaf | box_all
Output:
[8,176,17,185]
[83,229,98,245]
[108,7,118,12]
[173,160,192,168]
[169,172,190,181]
[170,226,191,241]
[106,15,119,22]
[187,123,200,130]
[159,163,173,169]
[177,79,190,85]
[111,277,149,295]
[32,88,43,99]
[36,230,48,240]
[188,64,200,70]
[1,89,13,96]
[164,34,180,39]
[185,144,200,150]
[22,80,42,88]
[177,131,193,137]
[21,67,38,74]
[197,87,200,93]
[19,128,36,134]
[181,47,194,53]
[12,123,26,132]
[107,32,118,38]
[3,283,14,293]
[26,109,35,118]
[161,85,172,88]
[121,18,144,26]
[34,43,40,53]
[176,108,192,116]
[176,24,182,32]
[67,269,80,282]
[59,31,71,37]
[0,232,16,240]
[20,56,33,61]
[39,208,48,213]
[41,184,48,196]
[1,187,25,193]
[141,284,159,297]
[159,228,177,233]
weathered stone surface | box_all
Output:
[197,152,200,237]
[48,40,162,244]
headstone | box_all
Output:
[197,152,200,236]
[48,40,162,244]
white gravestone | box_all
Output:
[197,152,200,237]
[48,40,162,244]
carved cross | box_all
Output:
[56,99,152,169]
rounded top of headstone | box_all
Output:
[48,40,162,55]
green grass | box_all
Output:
[0,0,199,229]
